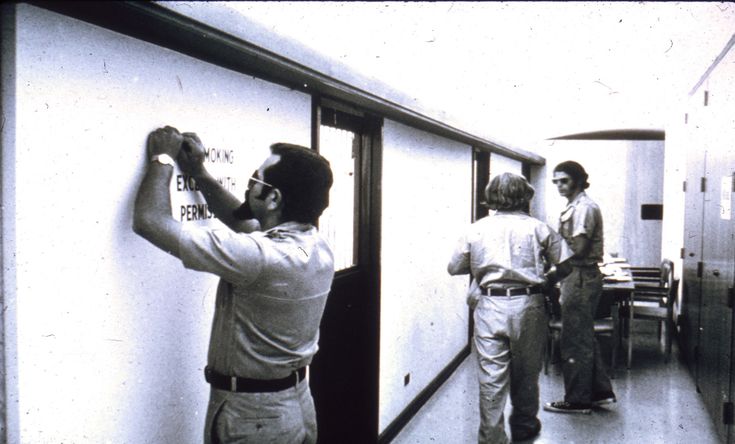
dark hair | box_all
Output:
[553,160,589,189]
[485,172,535,211]
[263,143,333,224]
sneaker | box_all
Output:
[592,391,617,406]
[543,400,591,414]
[511,421,541,442]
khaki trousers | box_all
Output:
[204,377,316,444]
[474,293,547,444]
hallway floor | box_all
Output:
[391,321,721,443]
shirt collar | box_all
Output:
[264,221,315,237]
[565,191,586,209]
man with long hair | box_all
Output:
[448,172,572,443]
[544,160,616,414]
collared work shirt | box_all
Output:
[558,191,604,267]
[448,211,572,289]
[179,221,335,379]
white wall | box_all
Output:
[379,120,472,432]
[539,140,665,266]
[662,112,689,282]
[4,5,311,443]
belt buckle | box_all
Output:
[230,376,238,392]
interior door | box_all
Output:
[701,105,735,444]
[681,107,706,379]
[309,100,382,444]
[693,90,735,443]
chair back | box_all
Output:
[661,259,674,289]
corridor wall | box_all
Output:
[378,120,472,432]
[2,5,311,442]
[2,3,546,442]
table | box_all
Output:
[602,278,635,369]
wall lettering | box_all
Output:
[176,174,200,192]
[172,146,241,223]
[180,203,215,221]
[204,147,235,164]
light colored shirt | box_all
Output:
[179,221,335,379]
[448,211,572,289]
[559,191,604,266]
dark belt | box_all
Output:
[481,284,544,296]
[204,366,306,393]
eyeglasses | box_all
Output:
[248,170,274,190]
[551,178,571,185]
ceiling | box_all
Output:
[227,2,735,149]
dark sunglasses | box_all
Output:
[248,170,274,190]
[551,178,571,185]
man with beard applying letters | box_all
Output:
[133,125,334,444]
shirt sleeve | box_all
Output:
[571,203,597,238]
[537,223,574,265]
[447,228,471,275]
[178,225,264,285]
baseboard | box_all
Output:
[378,344,471,443]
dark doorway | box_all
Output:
[309,98,383,443]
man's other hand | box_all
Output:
[178,132,207,176]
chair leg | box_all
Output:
[628,331,633,369]
[549,331,560,375]
[664,318,673,363]
[544,333,550,375]
[627,306,633,369]
[610,332,617,379]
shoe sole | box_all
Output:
[543,404,591,414]
[592,398,616,407]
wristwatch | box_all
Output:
[151,153,175,167]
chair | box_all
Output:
[545,286,620,378]
[628,259,678,363]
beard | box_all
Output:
[232,190,256,220]
[232,201,255,220]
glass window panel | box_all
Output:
[318,125,358,271]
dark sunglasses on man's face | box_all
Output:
[552,178,571,185]
[248,169,274,190]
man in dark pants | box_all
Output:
[544,161,616,414]
[133,126,334,443]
